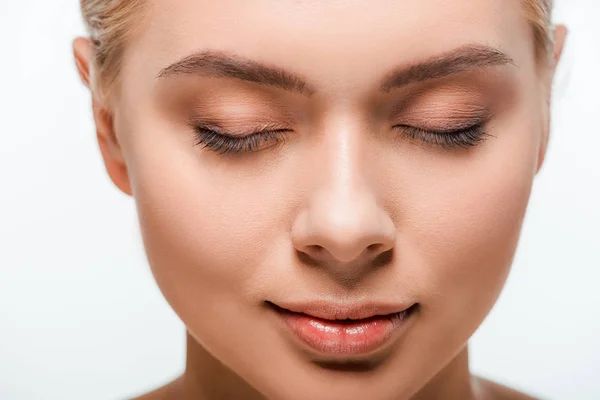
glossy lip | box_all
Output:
[267,300,414,320]
[267,300,418,356]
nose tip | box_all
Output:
[291,194,396,268]
[297,222,394,264]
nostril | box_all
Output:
[307,244,325,255]
[367,243,382,252]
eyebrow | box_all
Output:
[157,44,515,95]
[158,50,316,95]
[379,44,515,92]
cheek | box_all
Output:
[399,117,539,317]
[412,164,531,302]
[373,116,542,379]
[124,122,288,317]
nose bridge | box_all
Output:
[316,125,373,235]
[291,120,396,267]
[321,118,362,202]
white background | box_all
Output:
[0,1,598,399]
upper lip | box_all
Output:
[267,300,414,321]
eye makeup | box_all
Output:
[394,119,491,151]
[184,77,496,155]
[387,83,494,151]
[190,115,491,155]
[191,121,293,155]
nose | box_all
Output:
[291,134,396,276]
[292,189,396,264]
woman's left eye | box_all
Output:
[192,126,291,155]
[393,122,490,150]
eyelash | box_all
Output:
[192,126,291,155]
[192,122,489,154]
[394,122,490,151]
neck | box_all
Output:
[176,332,478,400]
[176,331,265,400]
[411,347,479,400]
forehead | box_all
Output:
[126,0,533,92]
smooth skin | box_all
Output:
[74,1,566,399]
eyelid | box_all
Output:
[393,121,491,151]
[398,119,484,133]
[188,118,291,137]
[193,126,290,155]
[398,110,492,132]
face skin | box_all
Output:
[74,1,566,399]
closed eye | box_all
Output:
[393,122,492,150]
[192,125,291,155]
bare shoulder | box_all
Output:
[130,377,182,400]
[474,376,541,400]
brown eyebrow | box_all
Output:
[157,51,316,95]
[379,44,516,92]
[157,44,515,95]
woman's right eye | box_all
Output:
[192,125,292,155]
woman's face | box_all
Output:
[104,0,550,399]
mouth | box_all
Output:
[266,300,418,357]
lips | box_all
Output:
[267,301,417,356]
[268,300,412,321]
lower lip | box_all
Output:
[272,305,414,356]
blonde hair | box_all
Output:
[79,0,145,99]
[80,0,554,100]
[524,0,555,59]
